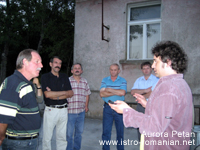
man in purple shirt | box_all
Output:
[109,41,193,150]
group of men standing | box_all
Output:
[101,41,193,150]
[0,40,193,150]
[99,61,158,150]
[0,51,91,150]
[41,57,91,150]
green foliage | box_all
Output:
[0,0,75,77]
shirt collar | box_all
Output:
[160,74,183,81]
[70,76,82,81]
[141,74,154,81]
[14,70,32,84]
[108,75,120,81]
[50,72,60,78]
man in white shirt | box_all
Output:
[131,61,159,140]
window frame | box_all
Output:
[127,1,161,60]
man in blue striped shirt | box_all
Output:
[100,63,127,150]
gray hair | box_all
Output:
[16,49,38,70]
[110,63,120,70]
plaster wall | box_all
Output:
[161,0,200,123]
[74,0,200,120]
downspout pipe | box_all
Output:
[102,0,110,42]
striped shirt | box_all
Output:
[100,75,127,103]
[0,70,41,137]
[67,76,91,114]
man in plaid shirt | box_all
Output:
[66,63,91,150]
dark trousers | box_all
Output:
[102,103,124,150]
[136,103,145,141]
[2,137,38,150]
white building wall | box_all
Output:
[74,0,200,120]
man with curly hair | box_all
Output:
[109,41,193,150]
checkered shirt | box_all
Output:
[67,76,91,114]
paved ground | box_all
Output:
[0,117,140,150]
[1,118,200,150]
[38,117,140,150]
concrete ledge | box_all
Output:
[119,59,153,65]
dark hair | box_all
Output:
[141,62,151,69]
[50,56,62,63]
[16,49,38,70]
[71,63,83,70]
[152,41,188,73]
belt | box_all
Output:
[5,134,39,140]
[47,104,68,109]
[104,102,109,106]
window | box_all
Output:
[127,1,161,60]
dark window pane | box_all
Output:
[129,25,143,59]
[130,5,160,21]
[147,23,160,58]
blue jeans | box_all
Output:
[2,137,38,150]
[66,111,85,150]
[102,103,124,150]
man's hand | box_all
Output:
[134,93,147,108]
[100,88,105,92]
[131,86,152,96]
[46,87,51,91]
[108,100,131,114]
[144,86,152,94]
[0,123,8,146]
[85,95,89,113]
[33,78,40,87]
[100,88,126,97]
[85,106,89,112]
[44,87,73,100]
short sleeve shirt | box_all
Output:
[67,76,91,114]
[100,76,127,103]
[131,74,159,91]
[0,70,41,137]
[41,72,72,106]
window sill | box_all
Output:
[119,59,153,65]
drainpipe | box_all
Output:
[102,0,110,42]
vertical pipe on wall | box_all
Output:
[102,0,110,42]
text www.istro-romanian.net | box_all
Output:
[99,139,140,146]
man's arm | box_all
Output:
[33,78,43,103]
[58,90,74,99]
[109,100,132,113]
[99,88,113,97]
[100,88,126,98]
[110,94,179,135]
[143,91,152,99]
[134,93,147,108]
[33,78,43,97]
[0,123,8,146]
[44,90,74,100]
[85,95,89,112]
[131,86,152,95]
